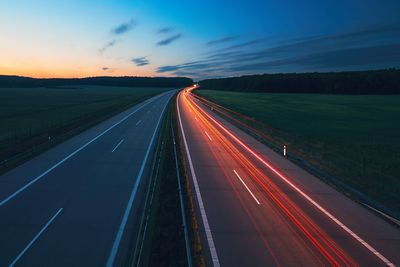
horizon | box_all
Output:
[1,68,398,82]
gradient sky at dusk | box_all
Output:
[1,0,400,79]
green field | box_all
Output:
[196,90,400,215]
[0,85,170,169]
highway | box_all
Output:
[177,86,400,267]
[0,90,175,266]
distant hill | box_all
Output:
[199,69,400,94]
[0,75,193,88]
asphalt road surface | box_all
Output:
[177,86,400,267]
[0,90,175,266]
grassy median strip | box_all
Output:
[134,100,187,266]
[138,97,204,267]
[0,85,169,173]
[195,89,400,218]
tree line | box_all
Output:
[0,75,193,88]
[199,69,400,94]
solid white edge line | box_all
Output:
[204,131,212,141]
[194,99,395,267]
[233,169,261,205]
[360,202,400,227]
[106,93,171,267]
[0,93,166,207]
[111,139,124,153]
[177,92,220,267]
[9,208,63,267]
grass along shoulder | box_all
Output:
[195,89,400,217]
[0,85,170,173]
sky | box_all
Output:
[0,0,399,79]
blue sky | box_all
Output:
[0,0,399,79]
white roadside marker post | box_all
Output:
[283,145,287,157]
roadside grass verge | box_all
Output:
[0,85,170,173]
[195,89,400,218]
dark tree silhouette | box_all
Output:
[199,69,400,94]
[0,76,193,88]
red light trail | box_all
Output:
[177,85,395,267]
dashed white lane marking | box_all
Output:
[195,101,395,267]
[111,139,124,153]
[106,93,171,267]
[233,170,261,205]
[0,93,165,207]
[204,131,212,141]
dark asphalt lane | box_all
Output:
[177,88,400,267]
[0,90,175,266]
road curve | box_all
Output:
[0,90,175,266]
[177,86,400,267]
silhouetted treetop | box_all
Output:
[0,76,193,88]
[199,69,400,94]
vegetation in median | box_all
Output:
[139,99,203,266]
[195,89,400,217]
[134,101,186,266]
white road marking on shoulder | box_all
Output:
[177,92,220,267]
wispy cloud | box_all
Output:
[158,27,173,34]
[157,65,180,72]
[207,35,239,46]
[101,67,116,72]
[231,44,400,71]
[157,33,182,46]
[204,39,264,56]
[156,24,400,78]
[221,39,263,51]
[99,19,136,53]
[132,57,150,66]
[101,67,117,73]
[99,39,117,53]
[111,19,136,35]
[157,61,219,74]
